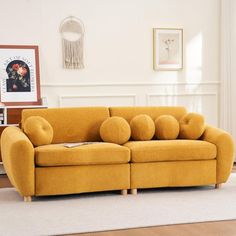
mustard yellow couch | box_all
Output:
[1,107,234,201]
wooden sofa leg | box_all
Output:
[121,189,128,195]
[131,189,137,195]
[215,184,222,189]
[24,196,32,202]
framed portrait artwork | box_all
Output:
[0,45,41,105]
[153,28,183,70]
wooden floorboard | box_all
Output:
[1,164,236,236]
[0,174,12,188]
[69,220,236,236]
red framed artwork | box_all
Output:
[0,45,41,105]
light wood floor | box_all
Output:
[0,174,12,188]
[1,167,236,236]
[70,220,236,236]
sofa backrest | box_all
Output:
[21,107,109,144]
[109,106,187,122]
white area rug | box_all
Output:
[1,174,236,236]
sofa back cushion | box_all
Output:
[21,107,109,144]
[109,106,187,123]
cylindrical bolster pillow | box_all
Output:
[100,116,131,144]
[155,115,179,140]
[179,113,205,140]
[130,114,155,141]
[23,116,53,146]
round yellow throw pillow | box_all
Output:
[130,114,155,141]
[100,116,131,144]
[155,115,179,140]
[24,116,53,146]
[179,113,205,140]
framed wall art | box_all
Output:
[153,28,183,71]
[0,45,41,105]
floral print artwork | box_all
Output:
[6,60,31,92]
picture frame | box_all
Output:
[0,45,41,105]
[153,28,183,71]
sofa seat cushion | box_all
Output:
[35,143,130,167]
[124,140,216,163]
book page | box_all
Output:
[63,142,99,148]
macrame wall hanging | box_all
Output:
[60,16,85,69]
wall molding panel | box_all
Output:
[146,92,218,105]
[41,81,220,88]
[59,94,138,107]
[41,82,219,127]
[146,92,218,126]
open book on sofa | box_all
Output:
[63,142,99,148]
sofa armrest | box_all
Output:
[1,126,35,197]
[201,125,234,183]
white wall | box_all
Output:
[231,2,236,140]
[230,0,236,161]
[220,0,236,160]
[0,0,220,125]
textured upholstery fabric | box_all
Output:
[131,160,216,189]
[155,115,179,140]
[124,140,216,162]
[130,114,155,141]
[179,113,205,139]
[21,107,109,143]
[100,116,131,144]
[35,143,130,166]
[35,164,130,196]
[23,116,53,146]
[201,125,234,183]
[109,106,187,122]
[1,106,234,199]
[1,127,35,197]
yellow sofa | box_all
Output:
[1,106,234,201]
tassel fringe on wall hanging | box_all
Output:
[60,16,85,69]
